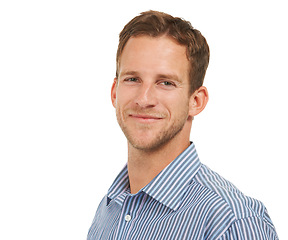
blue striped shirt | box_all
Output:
[88,143,278,239]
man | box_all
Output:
[88,10,278,239]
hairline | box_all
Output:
[116,34,194,94]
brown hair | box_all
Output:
[116,10,210,94]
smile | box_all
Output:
[129,114,163,123]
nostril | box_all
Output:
[135,87,157,108]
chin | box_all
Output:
[129,141,163,152]
[127,133,173,152]
[120,118,187,152]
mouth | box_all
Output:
[128,114,163,123]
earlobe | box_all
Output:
[189,86,209,117]
[111,78,118,108]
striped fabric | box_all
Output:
[87,143,278,239]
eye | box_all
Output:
[162,81,173,86]
[160,81,176,87]
[124,77,138,82]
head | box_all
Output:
[112,11,209,152]
[116,10,210,95]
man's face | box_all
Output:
[111,35,193,151]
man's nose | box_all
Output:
[134,83,157,108]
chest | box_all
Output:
[87,193,217,240]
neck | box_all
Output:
[127,135,190,194]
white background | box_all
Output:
[0,0,287,239]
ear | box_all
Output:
[111,78,118,108]
[188,86,209,117]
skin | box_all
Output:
[111,35,208,194]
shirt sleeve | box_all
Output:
[218,211,278,240]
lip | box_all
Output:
[129,114,163,123]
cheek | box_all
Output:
[173,103,189,117]
[164,93,189,111]
[118,85,140,104]
[115,88,134,112]
[115,86,126,103]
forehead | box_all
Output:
[118,36,189,79]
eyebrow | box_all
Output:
[156,74,183,83]
[120,71,183,83]
[120,71,139,77]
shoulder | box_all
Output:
[194,164,265,219]
[193,164,278,239]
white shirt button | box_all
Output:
[125,214,131,222]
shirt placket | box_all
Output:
[115,192,147,239]
[114,193,133,239]
[126,194,148,239]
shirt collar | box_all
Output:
[107,165,129,205]
[107,142,201,211]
